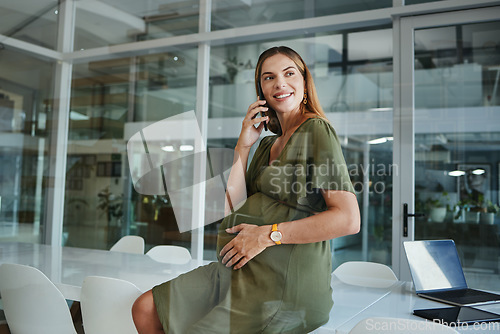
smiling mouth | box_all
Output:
[274,93,292,99]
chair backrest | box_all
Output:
[348,317,459,333]
[146,245,192,264]
[333,261,398,288]
[0,263,78,334]
[110,235,145,254]
[80,276,142,334]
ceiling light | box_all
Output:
[161,145,175,152]
[448,170,465,177]
[368,107,393,112]
[368,137,392,145]
[472,169,485,175]
[179,145,194,151]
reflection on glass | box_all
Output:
[65,49,198,251]
[0,47,55,243]
[127,111,234,233]
[0,0,59,50]
[211,0,392,31]
[74,0,199,50]
[209,29,392,118]
[414,21,500,292]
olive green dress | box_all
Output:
[152,117,354,333]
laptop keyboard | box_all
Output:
[430,289,500,304]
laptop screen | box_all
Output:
[404,240,468,293]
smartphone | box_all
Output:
[257,81,282,136]
[257,81,268,131]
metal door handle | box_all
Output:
[403,203,425,237]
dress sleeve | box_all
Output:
[295,118,354,211]
[308,119,354,193]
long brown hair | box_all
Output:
[254,46,327,119]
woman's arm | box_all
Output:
[224,100,269,215]
[220,189,360,269]
[224,145,250,215]
[277,190,360,243]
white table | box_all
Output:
[0,242,208,301]
[323,278,500,334]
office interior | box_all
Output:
[0,0,499,293]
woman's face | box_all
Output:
[260,53,305,115]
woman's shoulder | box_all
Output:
[300,117,336,136]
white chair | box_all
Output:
[110,235,145,254]
[146,245,192,264]
[348,317,459,333]
[333,261,398,288]
[0,263,78,334]
[80,276,142,334]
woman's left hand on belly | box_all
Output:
[219,224,274,270]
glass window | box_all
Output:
[0,0,59,50]
[74,0,199,51]
[211,0,392,31]
[414,21,500,291]
[0,47,55,243]
[349,29,392,61]
[208,26,394,265]
[65,48,198,251]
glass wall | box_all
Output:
[0,0,59,50]
[73,0,199,51]
[0,47,55,243]
[413,21,500,290]
[64,23,394,262]
[2,1,497,290]
[209,27,393,264]
[65,49,198,250]
[211,0,392,30]
[0,0,395,265]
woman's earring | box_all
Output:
[303,91,308,105]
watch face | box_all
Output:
[270,231,282,242]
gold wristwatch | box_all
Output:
[270,224,282,245]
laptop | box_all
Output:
[403,239,500,306]
[413,305,500,325]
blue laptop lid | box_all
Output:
[403,240,468,293]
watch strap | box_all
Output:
[271,224,282,245]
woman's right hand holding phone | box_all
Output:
[225,100,268,214]
[237,99,269,150]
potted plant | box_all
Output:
[454,193,485,224]
[425,192,449,223]
[481,200,499,225]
